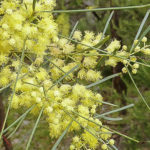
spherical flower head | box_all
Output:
[122,45,127,51]
[46,106,53,113]
[95,119,102,126]
[142,37,147,43]
[0,76,9,87]
[133,63,139,69]
[100,127,111,140]
[93,33,102,45]
[134,40,138,45]
[36,97,42,103]
[15,24,23,31]
[58,38,68,48]
[39,87,44,93]
[134,46,140,52]
[91,108,96,114]
[31,91,37,97]
[72,84,86,97]
[132,69,137,74]
[70,145,75,150]
[122,67,127,73]
[77,69,86,80]
[73,30,82,41]
[101,144,107,150]
[109,139,115,145]
[130,56,137,62]
[6,9,13,14]
[105,57,118,67]
[122,59,128,65]
[106,39,121,53]
[78,105,89,116]
[2,23,9,30]
[83,57,97,68]
[61,98,72,107]
[95,93,103,102]
[82,131,98,149]
[11,95,20,109]
[60,84,72,94]
[86,70,102,82]
[73,136,80,143]
[0,53,8,64]
[84,31,95,41]
[63,44,75,54]
[9,38,16,46]
[141,48,150,55]
[2,31,10,39]
[36,68,48,81]
[54,90,61,97]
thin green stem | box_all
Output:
[39,4,150,13]
[0,40,26,140]
[101,11,114,39]
[3,105,35,134]
[7,115,25,139]
[127,68,150,111]
[25,107,44,150]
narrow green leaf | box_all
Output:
[94,104,134,118]
[51,120,73,150]
[23,81,41,87]
[111,145,118,150]
[136,61,150,68]
[92,99,118,107]
[0,83,12,93]
[40,4,150,13]
[0,39,26,140]
[33,0,37,12]
[86,73,121,88]
[3,105,35,134]
[69,21,79,39]
[127,68,150,111]
[102,11,114,39]
[130,9,150,52]
[25,107,44,150]
[102,116,123,121]
[8,115,25,139]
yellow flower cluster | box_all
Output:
[0,0,58,55]
[105,37,150,74]
[49,31,103,82]
[8,61,114,149]
[0,66,12,87]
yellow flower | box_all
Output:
[142,36,147,43]
[101,144,107,150]
[109,139,115,145]
[106,39,121,53]
[82,131,98,149]
[73,30,82,41]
